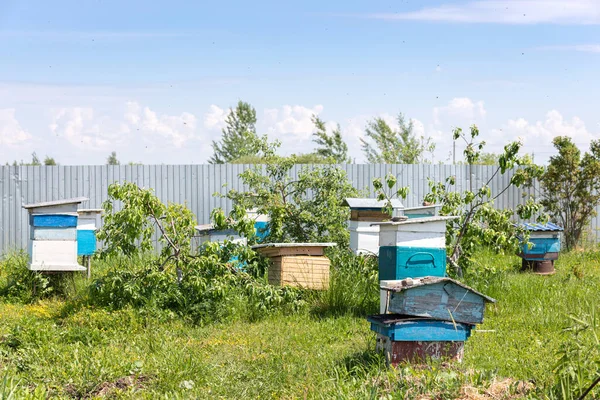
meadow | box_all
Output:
[0,249,599,399]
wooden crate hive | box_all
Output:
[252,243,336,290]
[23,197,88,272]
[341,198,404,255]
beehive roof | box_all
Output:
[22,197,88,209]
[380,276,496,303]
[341,198,404,209]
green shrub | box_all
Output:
[0,251,77,303]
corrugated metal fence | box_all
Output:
[0,163,591,253]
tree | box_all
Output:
[30,152,41,166]
[224,141,358,246]
[231,152,332,165]
[107,151,119,165]
[537,136,600,250]
[210,101,267,164]
[44,156,57,166]
[423,125,544,276]
[475,152,500,165]
[360,113,435,164]
[311,115,351,163]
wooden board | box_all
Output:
[31,214,78,228]
[258,246,326,258]
[267,255,330,290]
[29,240,85,271]
[368,315,473,341]
[77,230,97,256]
[31,227,77,240]
[386,281,488,325]
[351,209,389,221]
[376,334,464,365]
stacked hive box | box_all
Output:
[77,209,103,257]
[341,198,404,256]
[369,216,496,365]
[77,209,103,278]
[23,198,88,272]
[253,243,336,290]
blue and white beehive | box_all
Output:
[519,222,563,261]
[342,198,404,256]
[247,209,270,243]
[23,197,88,272]
[77,209,103,256]
[195,224,247,246]
[374,216,458,282]
[518,222,563,274]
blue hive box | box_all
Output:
[379,246,446,280]
[519,222,563,261]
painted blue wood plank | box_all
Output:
[379,246,446,280]
[369,319,472,341]
[387,282,487,324]
[31,227,77,240]
[77,230,97,256]
[521,237,561,256]
[31,214,78,228]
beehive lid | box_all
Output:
[371,215,459,227]
[23,197,88,210]
[341,198,404,210]
[380,276,496,303]
[520,222,563,232]
[77,208,103,214]
[251,242,337,249]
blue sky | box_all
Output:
[0,0,599,164]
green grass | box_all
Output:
[0,250,599,398]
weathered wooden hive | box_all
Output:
[77,209,103,257]
[374,216,458,281]
[341,198,404,256]
[518,222,563,275]
[252,243,336,290]
[23,197,88,272]
[381,277,496,325]
[368,215,495,365]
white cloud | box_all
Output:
[125,102,197,148]
[497,110,595,146]
[203,105,227,131]
[263,105,324,139]
[49,107,118,148]
[435,65,442,72]
[50,102,199,151]
[0,108,31,145]
[366,0,600,25]
[433,97,486,126]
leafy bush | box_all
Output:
[89,241,304,323]
[0,251,75,303]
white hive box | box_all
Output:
[23,197,88,271]
[195,224,247,246]
[376,216,457,248]
[342,198,404,255]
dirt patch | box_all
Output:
[64,375,149,399]
[458,378,534,400]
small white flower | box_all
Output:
[179,380,195,390]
